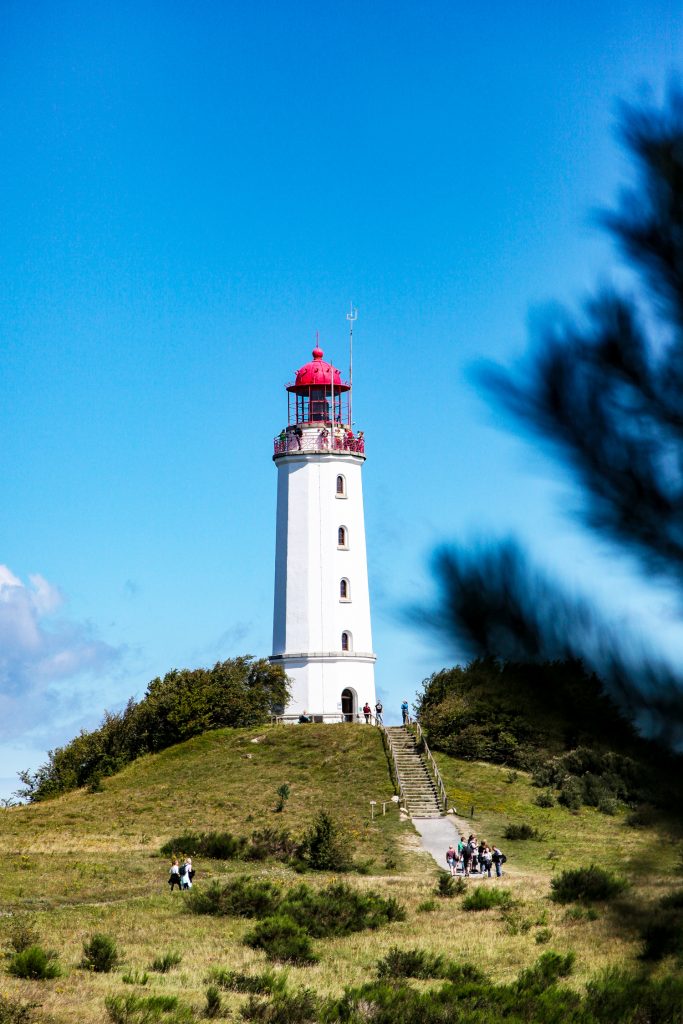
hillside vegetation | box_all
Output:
[1,722,683,1023]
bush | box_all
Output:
[160,831,246,860]
[279,881,405,938]
[375,948,482,984]
[535,791,555,808]
[241,988,319,1024]
[8,917,39,953]
[187,876,281,918]
[8,945,60,980]
[81,933,120,973]
[515,951,575,992]
[246,827,299,863]
[504,823,541,840]
[550,865,628,904]
[463,887,513,911]
[150,951,182,973]
[104,993,194,1023]
[122,970,150,986]
[274,783,290,812]
[244,915,318,964]
[417,899,436,912]
[300,811,353,871]
[435,871,465,897]
[0,996,33,1024]
[208,968,287,995]
[204,987,221,1019]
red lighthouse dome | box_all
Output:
[289,347,349,392]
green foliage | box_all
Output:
[550,865,628,904]
[246,826,299,863]
[123,970,150,985]
[104,993,194,1024]
[240,988,319,1024]
[434,871,465,897]
[204,987,221,1019]
[187,876,282,918]
[275,783,290,812]
[415,659,639,771]
[244,915,318,964]
[208,968,287,995]
[514,952,575,992]
[278,881,405,938]
[160,831,246,860]
[8,945,60,980]
[300,810,353,871]
[639,889,683,961]
[462,886,513,911]
[8,916,39,953]
[0,996,33,1024]
[417,899,436,912]
[375,947,482,983]
[19,657,289,801]
[534,747,643,812]
[504,823,542,840]
[535,790,555,808]
[149,951,182,973]
[80,932,120,973]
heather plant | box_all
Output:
[550,865,628,904]
[187,876,281,918]
[80,933,120,973]
[463,886,513,911]
[149,951,182,973]
[208,967,288,995]
[244,916,317,965]
[7,917,39,953]
[8,945,60,980]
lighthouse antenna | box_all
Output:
[346,304,357,426]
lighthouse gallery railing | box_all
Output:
[273,433,366,457]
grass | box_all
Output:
[0,724,681,1022]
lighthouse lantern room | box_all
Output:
[270,341,377,722]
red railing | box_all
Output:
[273,432,366,456]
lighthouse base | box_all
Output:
[269,652,376,722]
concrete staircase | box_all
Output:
[386,726,443,818]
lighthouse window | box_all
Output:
[338,526,348,548]
[341,631,352,651]
[336,475,346,497]
[340,578,350,601]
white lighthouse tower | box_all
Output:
[270,337,377,722]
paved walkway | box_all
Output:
[411,814,472,872]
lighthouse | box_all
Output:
[270,337,377,722]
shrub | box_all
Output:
[241,988,319,1024]
[417,899,436,912]
[557,778,583,811]
[435,871,465,897]
[122,970,150,985]
[204,987,221,1019]
[0,995,33,1024]
[8,917,39,953]
[535,790,555,808]
[550,865,628,904]
[504,823,541,840]
[515,951,575,992]
[150,951,182,973]
[244,915,318,964]
[279,881,405,938]
[81,933,120,973]
[187,876,282,918]
[300,810,353,871]
[8,945,60,980]
[246,827,299,863]
[160,831,246,860]
[463,887,513,911]
[208,968,287,995]
[274,783,290,812]
[104,993,194,1023]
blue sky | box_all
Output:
[1,1,682,795]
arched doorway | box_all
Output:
[341,687,356,723]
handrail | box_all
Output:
[412,721,449,814]
[377,722,407,812]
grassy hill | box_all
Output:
[1,724,682,1023]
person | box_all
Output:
[401,700,409,725]
[294,424,303,449]
[318,427,329,448]
[461,839,472,876]
[363,701,372,724]
[168,858,181,891]
[481,844,493,878]
[374,700,383,724]
[491,845,505,877]
[446,845,457,876]
[181,857,193,890]
[298,710,311,723]
[468,835,479,873]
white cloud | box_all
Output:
[0,565,120,741]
